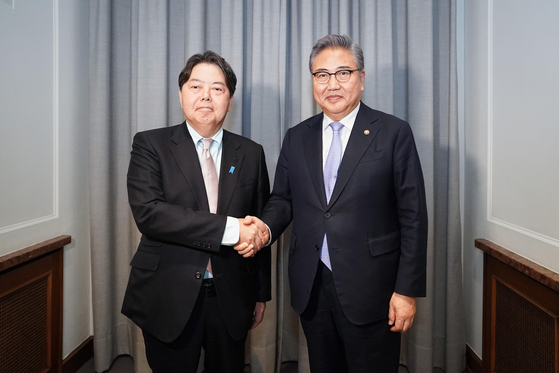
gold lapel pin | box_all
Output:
[364,130,370,135]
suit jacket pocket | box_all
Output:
[235,177,257,190]
[140,236,163,247]
[130,250,161,271]
[368,231,400,257]
[359,149,386,164]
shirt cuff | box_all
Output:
[265,224,272,246]
[221,216,240,246]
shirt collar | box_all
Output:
[322,102,361,132]
[185,121,224,147]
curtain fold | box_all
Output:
[89,1,463,372]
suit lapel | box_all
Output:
[217,131,243,215]
[169,122,210,212]
[304,114,328,208]
[328,105,380,208]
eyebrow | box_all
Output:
[314,65,354,72]
[189,78,226,86]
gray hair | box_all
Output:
[309,34,364,73]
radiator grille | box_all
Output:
[0,276,49,373]
[495,280,555,373]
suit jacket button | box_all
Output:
[315,245,320,251]
[195,272,202,279]
[324,212,331,218]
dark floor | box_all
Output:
[76,356,134,373]
[77,356,414,373]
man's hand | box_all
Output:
[250,302,266,330]
[242,215,269,237]
[388,292,416,332]
[244,215,270,251]
[234,241,255,257]
[234,216,269,257]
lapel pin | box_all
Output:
[229,166,235,174]
[364,130,370,135]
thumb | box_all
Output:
[243,215,254,225]
[388,303,395,326]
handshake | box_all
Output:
[234,216,269,257]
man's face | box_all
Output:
[178,63,233,137]
[312,47,365,121]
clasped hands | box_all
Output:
[234,216,269,257]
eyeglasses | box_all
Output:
[311,69,360,84]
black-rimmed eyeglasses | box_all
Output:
[312,69,360,84]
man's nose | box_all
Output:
[327,75,341,89]
[201,88,211,100]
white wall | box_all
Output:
[461,0,559,358]
[0,0,91,359]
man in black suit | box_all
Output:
[122,51,271,373]
[251,34,428,372]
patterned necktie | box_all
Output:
[320,122,344,270]
[200,138,218,274]
[200,138,218,213]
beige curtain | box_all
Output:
[89,1,463,372]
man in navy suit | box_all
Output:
[122,51,271,373]
[251,34,428,372]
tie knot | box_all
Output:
[201,138,213,150]
[330,122,343,132]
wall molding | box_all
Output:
[0,0,60,236]
[485,0,559,248]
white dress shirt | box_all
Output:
[186,122,240,246]
[321,102,360,169]
[264,103,362,246]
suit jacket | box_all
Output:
[261,103,427,325]
[121,122,271,343]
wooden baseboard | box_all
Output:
[63,336,94,373]
[465,344,482,373]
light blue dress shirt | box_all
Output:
[185,122,240,278]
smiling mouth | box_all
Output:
[326,95,343,101]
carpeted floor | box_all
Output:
[77,355,415,373]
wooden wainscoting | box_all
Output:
[62,336,93,373]
[0,235,71,373]
[466,344,483,373]
[476,238,559,373]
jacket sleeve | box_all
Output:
[392,122,428,297]
[254,145,272,302]
[260,129,295,242]
[127,131,227,252]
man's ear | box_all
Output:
[360,70,366,92]
[228,95,234,112]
